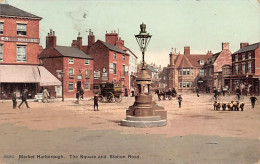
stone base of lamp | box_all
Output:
[121,94,167,127]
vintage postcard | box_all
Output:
[0,0,260,164]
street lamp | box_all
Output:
[58,71,65,101]
[135,23,152,69]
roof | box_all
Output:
[55,46,93,59]
[233,42,260,54]
[124,46,138,58]
[0,4,42,20]
[0,65,61,86]
[147,64,159,72]
[174,53,211,68]
[98,40,128,55]
[205,52,221,65]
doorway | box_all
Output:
[77,81,81,91]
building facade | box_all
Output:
[227,42,260,95]
[39,30,94,98]
[125,47,138,94]
[167,46,212,92]
[202,43,232,92]
[0,4,60,99]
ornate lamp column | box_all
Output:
[121,23,167,127]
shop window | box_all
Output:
[17,24,27,36]
[16,45,27,62]
[0,44,3,61]
[68,83,74,90]
[183,81,186,88]
[113,63,116,74]
[68,58,74,64]
[85,59,89,65]
[187,81,190,88]
[85,83,89,90]
[248,62,252,73]
[0,22,3,35]
[113,53,116,59]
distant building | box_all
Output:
[227,42,260,95]
[202,43,232,92]
[0,4,60,99]
[158,67,168,89]
[125,47,138,93]
[146,63,161,88]
[167,46,212,92]
[39,30,94,98]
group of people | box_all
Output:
[12,89,30,109]
[75,88,84,104]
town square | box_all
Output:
[0,0,260,163]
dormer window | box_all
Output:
[199,60,204,65]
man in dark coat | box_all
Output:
[196,87,199,97]
[250,94,257,109]
[94,94,99,111]
[12,91,17,109]
[79,88,84,100]
[236,87,241,100]
[177,94,182,108]
[18,90,30,109]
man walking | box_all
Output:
[18,89,30,109]
[94,94,99,111]
[196,87,199,97]
[75,90,80,104]
[250,94,257,109]
[12,91,17,109]
[178,94,182,108]
[236,87,241,100]
[43,88,49,103]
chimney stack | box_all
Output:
[184,46,190,55]
[116,37,124,49]
[88,29,95,46]
[46,29,57,48]
[222,42,229,50]
[240,42,249,49]
[105,31,118,45]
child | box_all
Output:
[250,94,257,109]
[178,94,182,108]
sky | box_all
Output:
[3,0,260,67]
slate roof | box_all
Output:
[174,54,211,68]
[98,40,128,55]
[55,46,93,59]
[0,4,42,19]
[233,42,260,54]
[204,52,221,65]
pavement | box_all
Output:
[0,93,259,164]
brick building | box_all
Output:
[226,42,260,95]
[88,32,130,92]
[202,43,232,92]
[167,46,212,92]
[0,4,60,99]
[39,30,94,98]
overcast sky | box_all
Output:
[4,0,260,67]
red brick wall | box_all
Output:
[213,50,232,72]
[0,17,40,65]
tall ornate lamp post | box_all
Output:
[121,23,167,127]
[58,71,65,101]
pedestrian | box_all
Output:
[236,87,241,100]
[125,88,128,97]
[196,87,199,97]
[43,88,49,103]
[213,87,218,100]
[18,89,30,109]
[250,94,257,109]
[177,94,182,108]
[94,94,99,111]
[75,90,80,104]
[79,87,84,100]
[12,91,17,109]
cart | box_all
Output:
[98,82,123,103]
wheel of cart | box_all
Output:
[115,94,122,102]
[106,92,114,103]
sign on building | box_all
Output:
[94,70,100,79]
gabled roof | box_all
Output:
[98,40,128,55]
[205,52,221,65]
[0,4,42,20]
[179,55,193,67]
[173,53,211,68]
[233,42,260,54]
[54,46,93,59]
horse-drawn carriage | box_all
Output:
[155,88,177,100]
[96,82,123,103]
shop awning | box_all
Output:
[0,65,61,86]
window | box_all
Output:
[183,81,186,88]
[85,70,90,78]
[69,68,74,75]
[85,83,89,90]
[242,53,245,60]
[17,24,27,36]
[242,63,245,74]
[16,45,27,62]
[248,52,251,59]
[183,69,186,75]
[113,53,116,59]
[199,60,204,65]
[68,83,74,90]
[123,55,125,61]
[0,22,3,35]
[113,63,116,74]
[85,59,89,65]
[179,69,182,75]
[0,44,3,61]
[68,58,74,64]
[248,62,252,73]
[190,68,193,75]
[187,68,190,75]
[235,54,238,61]
[235,64,239,74]
[179,81,182,88]
[199,69,204,77]
[187,81,190,88]
[190,81,193,87]
[123,65,126,76]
